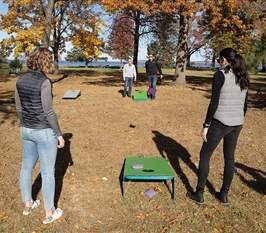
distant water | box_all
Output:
[58,60,146,67]
[58,60,218,68]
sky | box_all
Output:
[0,1,202,61]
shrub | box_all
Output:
[9,57,23,69]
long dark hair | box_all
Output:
[220,48,250,90]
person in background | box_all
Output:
[15,47,65,224]
[123,57,137,97]
[145,54,163,100]
[187,47,249,206]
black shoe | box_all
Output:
[216,189,229,206]
[122,95,126,98]
[187,190,205,206]
[127,95,131,97]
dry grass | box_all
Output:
[0,68,265,233]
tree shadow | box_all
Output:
[235,162,266,195]
[152,130,216,194]
[0,90,17,125]
[52,74,70,84]
[32,133,74,208]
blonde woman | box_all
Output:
[15,47,65,224]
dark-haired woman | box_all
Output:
[15,47,65,224]
[187,47,250,206]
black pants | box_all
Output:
[196,119,242,191]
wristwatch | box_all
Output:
[203,123,210,128]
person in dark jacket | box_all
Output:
[15,47,65,224]
[145,54,163,99]
[187,47,249,206]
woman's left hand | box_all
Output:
[57,135,65,148]
[201,128,208,142]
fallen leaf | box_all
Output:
[170,218,179,223]
[242,190,249,197]
[213,205,222,212]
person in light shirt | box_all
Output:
[122,58,137,97]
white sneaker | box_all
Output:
[43,208,63,224]
[23,200,41,215]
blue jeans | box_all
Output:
[196,119,242,191]
[20,127,58,210]
[147,75,158,99]
[123,77,133,96]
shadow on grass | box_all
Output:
[235,162,266,195]
[0,90,17,125]
[32,133,74,208]
[152,130,216,194]
[76,70,266,110]
[81,73,149,87]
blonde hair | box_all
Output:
[26,47,52,73]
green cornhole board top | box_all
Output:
[122,157,176,199]
[124,157,175,177]
[133,90,147,101]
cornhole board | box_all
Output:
[147,87,157,95]
[62,90,81,99]
[122,157,176,199]
[133,90,148,101]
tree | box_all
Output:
[201,0,265,67]
[246,28,266,73]
[43,0,55,48]
[102,0,202,85]
[186,20,208,67]
[147,12,179,68]
[0,0,105,74]
[102,0,162,67]
[107,12,134,69]
[0,38,14,59]
[65,46,107,68]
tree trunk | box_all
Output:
[42,0,54,48]
[52,26,60,74]
[172,14,189,85]
[53,51,59,75]
[261,58,266,72]
[210,54,216,68]
[187,52,191,67]
[133,11,140,73]
[120,59,123,69]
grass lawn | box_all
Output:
[0,67,265,232]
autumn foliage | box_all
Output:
[107,12,134,64]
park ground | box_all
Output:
[0,67,265,233]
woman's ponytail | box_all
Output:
[219,48,250,91]
[232,54,250,91]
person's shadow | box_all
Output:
[235,162,266,195]
[152,130,216,194]
[32,133,74,208]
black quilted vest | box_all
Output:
[16,69,51,129]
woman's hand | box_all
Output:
[57,135,65,148]
[201,128,208,142]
